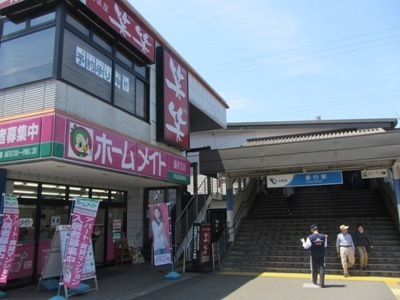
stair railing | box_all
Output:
[377,177,400,234]
[211,178,258,270]
[232,178,258,238]
[174,176,213,261]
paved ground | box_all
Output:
[134,271,400,300]
[4,262,400,299]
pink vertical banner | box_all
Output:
[63,198,100,289]
[0,194,20,283]
[149,203,171,266]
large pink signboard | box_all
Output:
[156,47,190,150]
[0,114,190,184]
[64,118,190,184]
[80,0,155,63]
[63,198,100,289]
[0,195,20,283]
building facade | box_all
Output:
[0,0,228,287]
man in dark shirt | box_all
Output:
[353,223,373,270]
[301,224,327,287]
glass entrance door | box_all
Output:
[9,204,36,282]
[93,207,106,267]
[37,204,70,276]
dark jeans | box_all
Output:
[310,255,325,286]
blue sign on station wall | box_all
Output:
[267,171,343,188]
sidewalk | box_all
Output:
[4,264,400,299]
[5,262,198,300]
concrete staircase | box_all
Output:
[223,189,400,277]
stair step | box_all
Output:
[222,189,400,278]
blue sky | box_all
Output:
[130,1,400,125]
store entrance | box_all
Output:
[12,202,71,285]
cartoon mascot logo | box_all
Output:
[70,124,92,158]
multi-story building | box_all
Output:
[0,0,228,287]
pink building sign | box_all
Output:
[63,198,100,289]
[64,118,190,184]
[0,195,20,283]
[80,0,155,62]
[0,114,190,184]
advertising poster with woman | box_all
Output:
[149,203,171,266]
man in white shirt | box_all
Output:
[336,224,355,277]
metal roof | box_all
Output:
[243,128,386,147]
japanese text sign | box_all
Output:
[80,0,155,62]
[267,171,343,188]
[156,46,190,150]
[65,118,190,184]
[0,116,42,162]
[63,198,100,289]
[0,195,20,283]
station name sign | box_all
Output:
[267,171,343,188]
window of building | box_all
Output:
[2,19,26,36]
[30,11,56,27]
[41,184,67,201]
[68,186,90,201]
[13,181,38,199]
[93,31,112,53]
[62,29,113,102]
[114,64,136,114]
[92,188,110,200]
[66,14,89,36]
[0,27,55,90]
[110,191,126,203]
[135,79,148,119]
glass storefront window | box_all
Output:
[41,184,66,201]
[110,190,125,203]
[13,181,38,199]
[68,186,89,200]
[0,27,55,90]
[149,190,164,205]
[92,188,109,200]
[40,205,70,240]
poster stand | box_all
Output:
[164,203,181,281]
[0,193,20,299]
[0,193,4,298]
[37,225,98,299]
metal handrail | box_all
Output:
[212,178,258,271]
[212,225,235,271]
[377,178,400,234]
[174,177,213,260]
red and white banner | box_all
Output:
[63,198,100,289]
[80,0,155,62]
[156,46,190,150]
[149,203,171,266]
[0,195,19,283]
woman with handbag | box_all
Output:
[353,223,373,271]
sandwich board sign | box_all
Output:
[38,225,97,298]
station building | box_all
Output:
[0,0,228,287]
